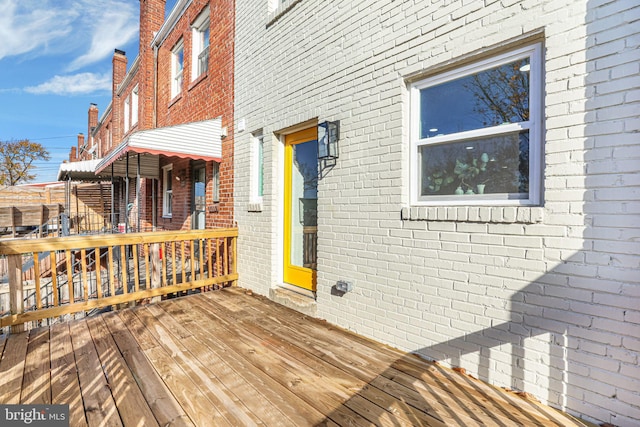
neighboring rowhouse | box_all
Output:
[62,0,234,232]
[234,1,640,426]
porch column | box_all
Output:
[125,153,129,233]
[111,163,115,231]
[137,153,141,232]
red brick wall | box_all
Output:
[120,76,140,139]
[88,103,99,154]
[139,0,166,130]
[94,110,113,159]
[78,0,234,232]
[111,50,127,146]
[155,0,235,229]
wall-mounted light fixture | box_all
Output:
[318,120,339,161]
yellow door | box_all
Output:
[284,127,318,291]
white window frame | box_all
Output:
[410,43,542,207]
[131,85,138,126]
[124,95,130,131]
[191,6,210,81]
[251,132,265,203]
[171,41,184,98]
[212,162,220,202]
[162,164,173,217]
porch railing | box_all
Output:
[0,228,238,333]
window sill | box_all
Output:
[401,206,544,224]
[267,0,302,27]
[168,93,182,108]
[162,215,172,220]
[189,73,207,91]
[247,202,263,212]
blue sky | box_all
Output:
[0,0,177,183]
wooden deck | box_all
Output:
[0,287,591,426]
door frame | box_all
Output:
[283,127,318,291]
[191,161,206,230]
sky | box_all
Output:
[0,0,178,184]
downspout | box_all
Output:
[152,41,159,230]
[137,154,141,232]
[153,43,158,128]
[152,178,156,231]
[111,163,115,231]
[125,153,130,233]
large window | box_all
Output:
[410,44,542,206]
[163,165,173,217]
[171,41,184,98]
[191,7,210,81]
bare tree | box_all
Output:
[0,139,51,186]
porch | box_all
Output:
[0,286,591,426]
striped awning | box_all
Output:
[95,118,222,179]
[57,158,106,182]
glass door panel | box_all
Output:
[284,128,318,291]
[192,165,206,230]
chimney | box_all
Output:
[88,103,98,136]
[88,103,98,151]
[112,49,127,145]
[139,0,166,129]
[70,146,77,162]
[77,133,85,160]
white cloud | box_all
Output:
[0,0,138,69]
[67,1,139,71]
[24,73,111,95]
[0,0,76,60]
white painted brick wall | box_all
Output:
[234,0,640,425]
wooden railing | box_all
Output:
[0,228,238,333]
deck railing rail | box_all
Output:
[0,228,238,333]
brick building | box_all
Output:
[63,0,234,232]
[233,1,640,426]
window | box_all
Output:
[212,162,220,202]
[124,95,130,131]
[191,7,210,80]
[163,165,173,217]
[171,41,184,98]
[131,85,138,126]
[410,43,542,206]
[252,132,264,201]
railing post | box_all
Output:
[231,235,237,286]
[151,243,161,303]
[8,253,24,333]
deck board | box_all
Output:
[20,327,51,404]
[70,319,123,426]
[102,311,194,427]
[0,288,593,426]
[0,332,29,404]
[85,315,159,427]
[149,303,296,426]
[50,322,88,427]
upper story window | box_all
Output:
[162,164,173,217]
[410,43,542,206]
[171,40,184,98]
[131,85,138,126]
[191,7,210,81]
[106,124,112,150]
[124,95,130,131]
